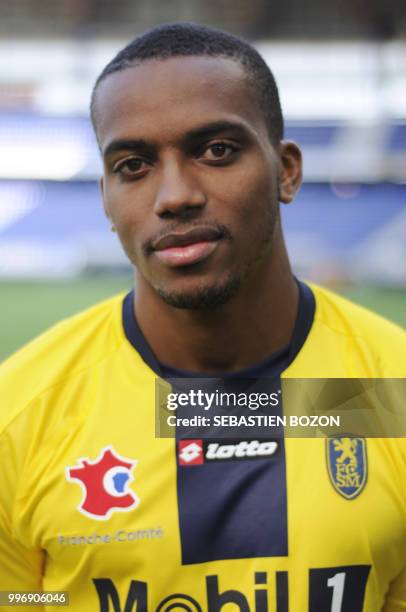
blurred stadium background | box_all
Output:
[0,0,405,361]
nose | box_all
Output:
[153,157,207,218]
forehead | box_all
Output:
[94,56,267,148]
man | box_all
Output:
[0,23,405,612]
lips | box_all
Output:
[152,227,223,268]
[152,227,222,250]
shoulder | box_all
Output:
[310,283,406,376]
[0,293,127,431]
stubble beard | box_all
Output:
[156,273,242,309]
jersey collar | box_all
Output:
[122,279,315,378]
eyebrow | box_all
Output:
[103,120,249,159]
[103,139,150,159]
[183,120,249,142]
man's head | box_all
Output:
[91,22,283,145]
[92,23,302,310]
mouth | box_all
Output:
[152,227,224,268]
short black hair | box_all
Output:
[90,23,284,144]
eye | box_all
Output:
[201,142,238,162]
[113,157,149,178]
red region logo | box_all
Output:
[66,446,139,520]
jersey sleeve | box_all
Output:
[0,507,43,590]
[385,566,406,611]
[385,437,406,611]
[0,429,44,596]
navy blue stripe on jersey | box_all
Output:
[175,395,288,563]
[174,374,287,563]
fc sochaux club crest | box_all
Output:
[327,437,367,499]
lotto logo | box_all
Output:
[178,439,279,466]
[178,440,203,465]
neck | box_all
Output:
[134,236,298,374]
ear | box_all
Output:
[277,141,303,204]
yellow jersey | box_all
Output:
[0,283,405,611]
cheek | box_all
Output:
[103,182,148,245]
[214,162,277,227]
[102,188,151,268]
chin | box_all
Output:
[155,275,241,310]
